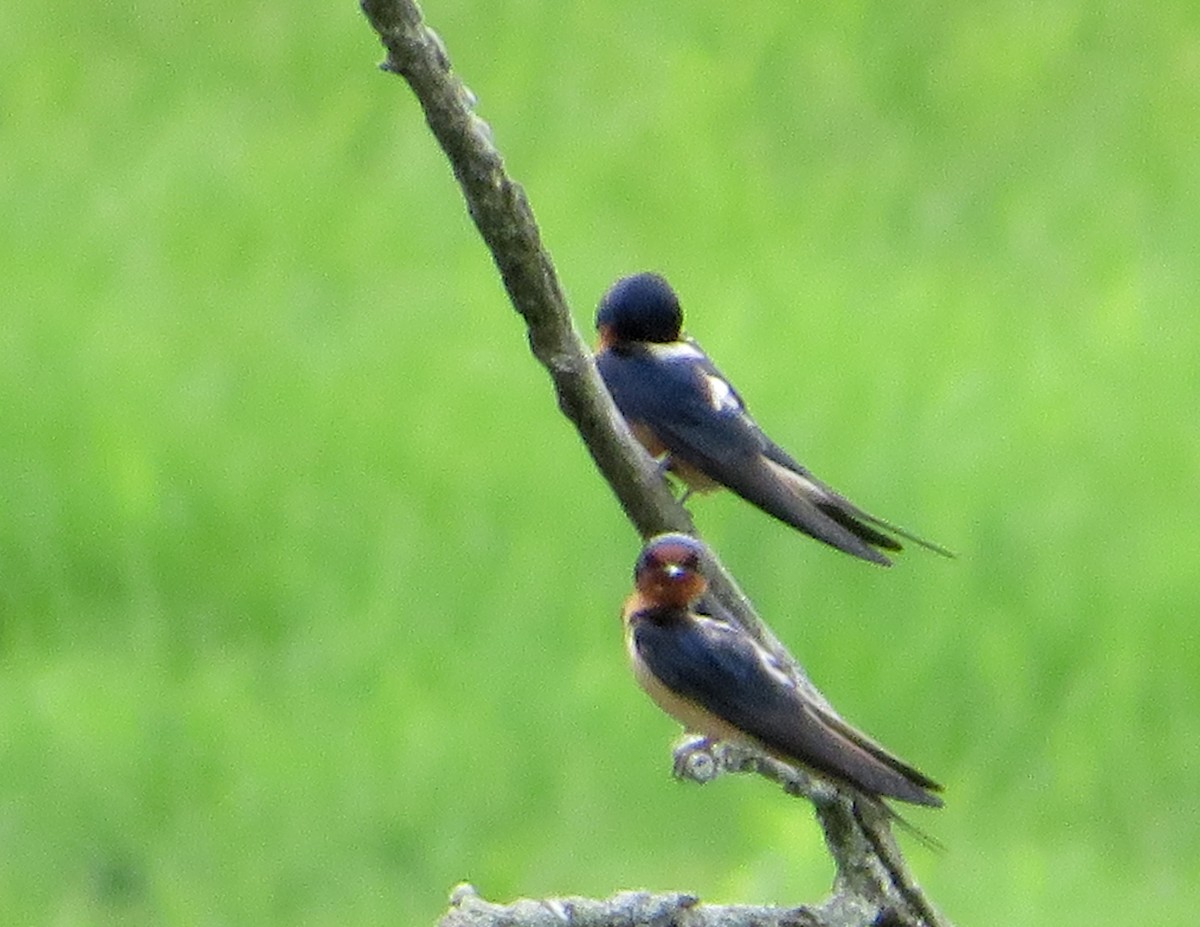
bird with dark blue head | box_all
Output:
[596,272,683,347]
[594,273,952,566]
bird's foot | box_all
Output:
[650,452,673,480]
[672,734,719,783]
[651,454,697,506]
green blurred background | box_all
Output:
[4,0,1198,924]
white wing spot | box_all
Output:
[759,648,798,691]
[703,374,741,413]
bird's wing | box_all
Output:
[598,347,889,561]
[689,594,940,792]
[596,346,763,460]
[649,357,897,564]
[598,345,951,562]
[631,613,942,806]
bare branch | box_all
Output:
[359,2,950,925]
[439,884,824,927]
[360,0,685,539]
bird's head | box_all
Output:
[596,272,684,349]
[633,533,708,609]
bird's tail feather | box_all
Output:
[856,510,956,558]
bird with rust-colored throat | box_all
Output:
[622,533,943,808]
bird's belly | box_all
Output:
[629,421,668,457]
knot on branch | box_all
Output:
[672,735,841,806]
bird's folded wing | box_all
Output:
[632,616,942,806]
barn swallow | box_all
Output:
[595,272,952,566]
[622,533,943,807]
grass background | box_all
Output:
[4,0,1198,924]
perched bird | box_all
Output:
[595,272,952,566]
[622,533,943,808]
